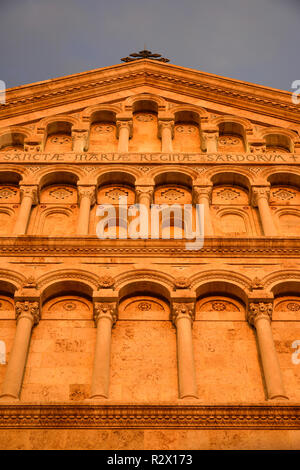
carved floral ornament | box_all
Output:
[248,302,273,326]
[272,188,296,201]
[174,277,191,289]
[93,124,115,133]
[50,135,71,144]
[138,301,152,311]
[216,188,240,200]
[175,125,196,134]
[136,114,154,122]
[250,277,264,291]
[287,302,300,311]
[98,275,115,289]
[22,276,38,289]
[0,187,17,199]
[104,188,129,201]
[49,188,73,200]
[218,135,242,146]
[160,188,185,201]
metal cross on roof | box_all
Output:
[121,49,169,63]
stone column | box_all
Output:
[13,185,38,235]
[77,185,96,235]
[136,186,154,234]
[248,302,287,400]
[135,185,154,211]
[193,186,214,236]
[72,129,88,152]
[89,301,117,399]
[252,186,277,236]
[158,120,174,152]
[0,300,40,400]
[117,120,132,153]
[172,302,198,399]
[202,130,218,153]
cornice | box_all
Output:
[0,403,299,429]
[1,237,300,257]
[1,60,300,125]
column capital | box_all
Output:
[202,128,219,141]
[15,300,40,326]
[135,185,154,196]
[93,302,118,326]
[251,186,270,206]
[19,185,39,205]
[158,119,175,138]
[171,302,195,326]
[78,185,96,205]
[193,185,212,203]
[72,129,88,150]
[247,301,273,327]
[116,119,133,138]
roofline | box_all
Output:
[5,59,293,97]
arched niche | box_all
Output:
[193,281,264,402]
[44,121,73,152]
[88,110,118,152]
[0,282,17,391]
[270,280,300,401]
[217,122,245,152]
[153,173,193,239]
[211,173,257,236]
[29,172,79,236]
[216,210,249,236]
[173,111,201,152]
[109,281,177,401]
[92,172,136,237]
[0,172,22,236]
[21,281,94,402]
[0,133,25,152]
[265,134,292,153]
[276,210,300,236]
[129,100,161,152]
[268,173,300,235]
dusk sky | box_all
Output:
[1,0,299,91]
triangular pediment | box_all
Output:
[1,60,300,132]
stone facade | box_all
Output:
[0,59,299,449]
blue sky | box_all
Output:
[0,0,299,91]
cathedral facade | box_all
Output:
[0,58,299,449]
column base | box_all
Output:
[86,394,108,400]
[179,394,199,400]
[0,394,20,401]
[267,395,289,401]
